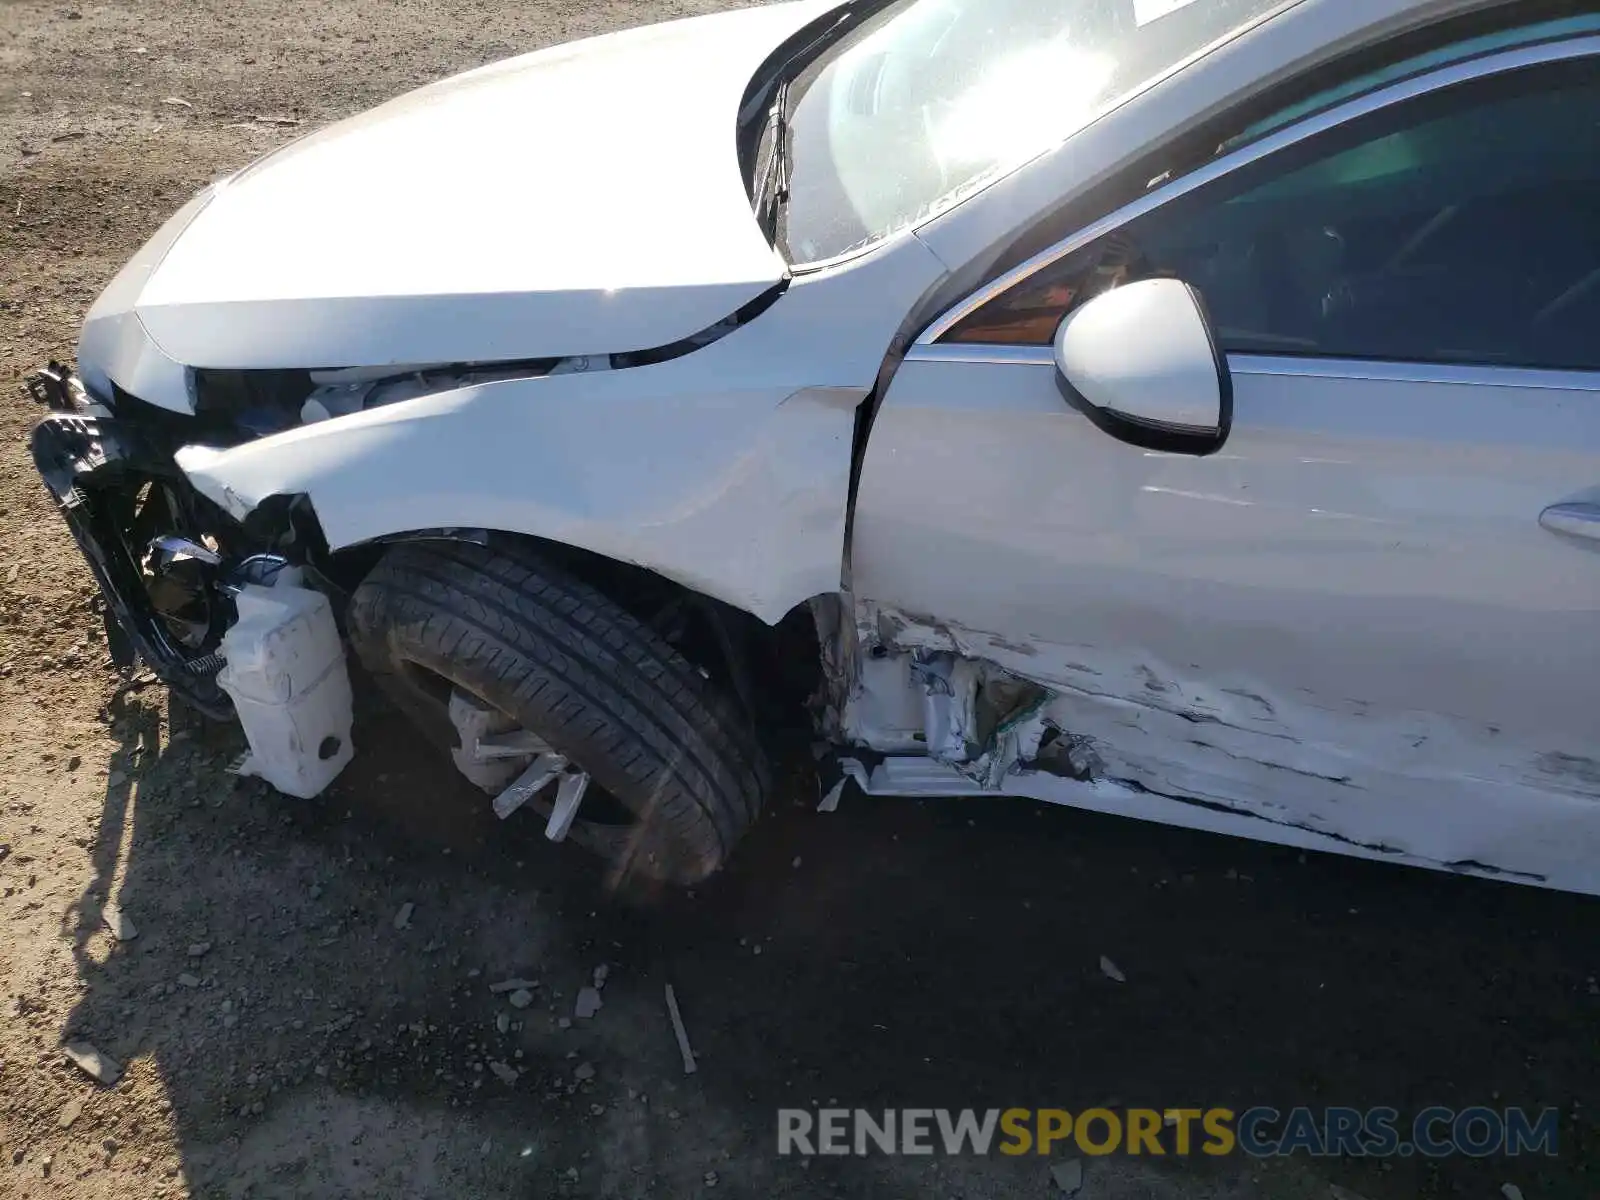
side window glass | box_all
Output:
[940,63,1600,372]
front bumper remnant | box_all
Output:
[26,367,233,717]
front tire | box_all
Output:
[346,540,768,884]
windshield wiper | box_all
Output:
[753,77,791,237]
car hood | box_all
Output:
[115,1,835,374]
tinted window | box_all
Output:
[942,61,1600,372]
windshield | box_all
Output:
[778,0,1289,264]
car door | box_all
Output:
[851,35,1600,885]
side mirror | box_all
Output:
[1052,277,1231,453]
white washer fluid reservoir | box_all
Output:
[216,568,354,798]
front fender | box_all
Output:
[175,366,864,624]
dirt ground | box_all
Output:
[1,1,1598,1197]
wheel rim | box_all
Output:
[392,661,642,854]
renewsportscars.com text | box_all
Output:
[777,1106,1559,1159]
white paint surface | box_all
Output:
[177,236,949,624]
[78,0,1600,894]
[121,1,837,370]
[1053,278,1222,434]
[850,349,1600,893]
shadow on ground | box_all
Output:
[61,686,1599,1199]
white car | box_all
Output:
[27,0,1600,892]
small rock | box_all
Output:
[63,1042,122,1086]
[1051,1159,1083,1195]
[1099,956,1126,984]
[479,1139,491,1155]
[187,942,211,958]
[102,904,137,941]
[177,973,200,989]
[393,903,414,930]
[57,1098,84,1128]
[488,978,538,994]
[592,964,609,989]
[495,1012,510,1034]
[1501,1187,1526,1200]
[590,1103,605,1116]
[573,1062,596,1082]
[575,987,603,1020]
[792,856,802,868]
[1329,1186,1373,1200]
[508,989,534,1009]
[558,1017,572,1029]
[488,1061,518,1086]
[704,1170,719,1187]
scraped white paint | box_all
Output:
[849,604,1600,894]
[846,756,1572,891]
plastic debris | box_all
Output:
[664,984,698,1076]
[819,757,870,812]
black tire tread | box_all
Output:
[346,540,768,883]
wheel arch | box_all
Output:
[172,370,866,627]
[316,523,827,739]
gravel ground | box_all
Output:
[2,1,1599,1197]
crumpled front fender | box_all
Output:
[175,363,864,624]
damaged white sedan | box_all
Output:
[27,0,1600,891]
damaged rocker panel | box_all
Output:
[829,601,1600,896]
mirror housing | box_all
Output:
[1052,278,1231,453]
